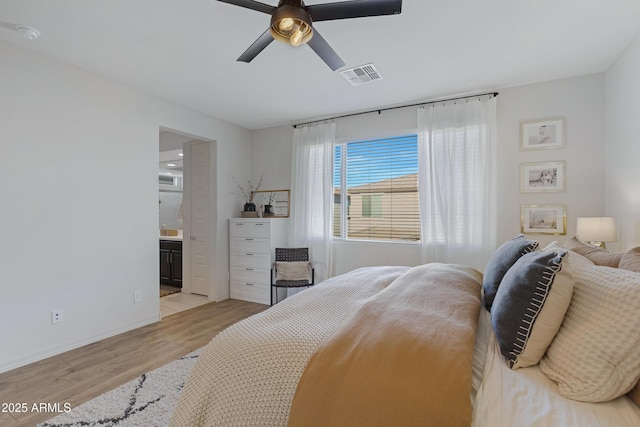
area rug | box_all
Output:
[38,348,202,427]
[160,285,181,298]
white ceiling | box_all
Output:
[1,1,639,130]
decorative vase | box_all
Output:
[264,204,273,216]
[243,202,256,212]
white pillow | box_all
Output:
[539,251,640,402]
[276,261,310,281]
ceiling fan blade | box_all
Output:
[216,0,275,14]
[308,0,402,22]
[237,29,274,63]
[307,30,345,71]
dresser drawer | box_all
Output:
[230,266,270,285]
[230,251,271,268]
[229,221,270,238]
[230,280,269,305]
[230,237,270,253]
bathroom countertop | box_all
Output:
[159,230,183,241]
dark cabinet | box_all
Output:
[160,240,182,287]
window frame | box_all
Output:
[333,133,421,244]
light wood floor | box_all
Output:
[160,291,211,317]
[0,299,268,426]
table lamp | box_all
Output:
[576,217,617,249]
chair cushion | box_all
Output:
[491,250,573,369]
[483,234,539,311]
[276,261,310,281]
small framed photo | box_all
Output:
[520,117,565,151]
[520,161,565,193]
[521,204,566,235]
[251,189,290,217]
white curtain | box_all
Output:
[289,121,336,284]
[417,96,497,270]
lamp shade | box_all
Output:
[576,217,617,243]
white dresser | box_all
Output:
[229,218,288,304]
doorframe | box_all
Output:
[158,128,217,300]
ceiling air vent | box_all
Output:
[340,63,383,86]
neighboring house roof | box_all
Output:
[341,173,418,194]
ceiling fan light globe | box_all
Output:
[270,4,313,46]
[278,17,295,32]
[290,28,304,46]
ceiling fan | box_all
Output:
[216,0,403,71]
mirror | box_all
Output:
[159,135,185,229]
[251,189,290,218]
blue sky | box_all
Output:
[334,134,418,187]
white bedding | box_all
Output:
[472,309,640,427]
[170,263,640,426]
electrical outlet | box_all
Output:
[133,291,142,304]
[51,310,63,324]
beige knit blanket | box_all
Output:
[170,266,410,427]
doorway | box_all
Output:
[158,130,216,316]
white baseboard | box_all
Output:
[0,316,161,374]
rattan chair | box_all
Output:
[271,248,315,305]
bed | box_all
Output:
[170,238,640,427]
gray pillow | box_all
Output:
[491,250,573,369]
[483,234,538,311]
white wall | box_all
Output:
[497,74,606,247]
[605,32,640,251]
[0,40,250,373]
[249,125,293,192]
[251,74,606,275]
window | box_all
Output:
[333,135,420,242]
[362,194,382,217]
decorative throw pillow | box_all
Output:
[581,247,640,405]
[483,234,539,311]
[491,250,574,369]
[276,261,310,281]
[562,236,622,267]
[539,253,640,402]
[619,247,640,273]
[540,241,560,251]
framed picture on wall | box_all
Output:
[520,117,565,151]
[252,189,290,217]
[521,204,566,235]
[520,161,566,193]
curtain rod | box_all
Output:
[292,91,499,128]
